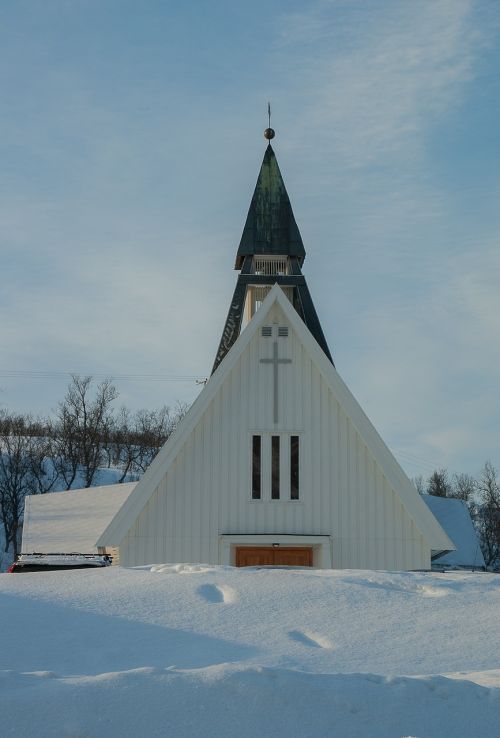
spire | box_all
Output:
[235,143,306,269]
[212,127,333,375]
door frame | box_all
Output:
[219,534,332,568]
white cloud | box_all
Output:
[277,0,484,169]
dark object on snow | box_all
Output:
[8,553,112,573]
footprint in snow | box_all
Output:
[196,583,237,604]
[288,630,333,649]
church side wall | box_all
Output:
[119,304,430,570]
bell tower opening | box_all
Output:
[242,256,294,328]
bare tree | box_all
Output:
[0,413,57,557]
[112,407,143,483]
[53,375,118,489]
[50,412,80,490]
[451,472,476,505]
[134,407,170,473]
[427,469,452,497]
[413,475,425,495]
[474,461,500,568]
[111,403,189,482]
[134,403,188,473]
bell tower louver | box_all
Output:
[212,132,333,374]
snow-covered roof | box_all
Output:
[21,483,136,555]
[422,495,485,569]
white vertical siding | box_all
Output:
[120,302,430,570]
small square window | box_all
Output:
[278,326,288,337]
[261,326,272,337]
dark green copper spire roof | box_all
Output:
[235,144,306,269]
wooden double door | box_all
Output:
[235,546,313,567]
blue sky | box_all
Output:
[1,0,500,479]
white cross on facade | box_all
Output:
[260,340,292,423]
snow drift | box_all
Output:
[1,566,499,737]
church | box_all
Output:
[20,128,454,571]
[95,128,453,570]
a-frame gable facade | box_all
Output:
[99,285,453,569]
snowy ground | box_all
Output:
[1,565,499,737]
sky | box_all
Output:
[1,0,500,480]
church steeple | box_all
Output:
[212,130,333,374]
[235,144,305,269]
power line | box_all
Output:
[0,369,204,383]
[393,449,442,469]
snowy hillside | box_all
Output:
[1,566,499,737]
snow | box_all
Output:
[422,495,485,569]
[21,483,136,554]
[1,566,499,737]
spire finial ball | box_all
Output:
[264,128,275,140]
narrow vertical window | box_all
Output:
[252,435,261,500]
[271,435,280,499]
[290,435,299,500]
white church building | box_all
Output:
[24,130,455,570]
